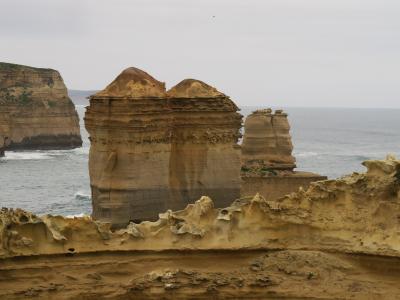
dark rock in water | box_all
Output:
[0,62,82,151]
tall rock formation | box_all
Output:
[241,109,296,170]
[167,79,242,210]
[85,68,242,227]
[241,109,326,199]
[85,67,170,226]
[0,62,82,150]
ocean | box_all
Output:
[1,105,400,216]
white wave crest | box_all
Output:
[74,191,91,200]
[65,213,90,218]
[2,151,52,160]
[295,151,318,158]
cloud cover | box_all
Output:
[1,0,400,108]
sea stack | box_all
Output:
[0,62,82,151]
[85,68,242,227]
[241,109,296,170]
[241,109,326,199]
[167,79,242,210]
[85,67,170,226]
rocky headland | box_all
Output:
[1,157,400,299]
[0,62,82,152]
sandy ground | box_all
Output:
[1,249,400,299]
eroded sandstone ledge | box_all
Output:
[0,62,82,151]
[1,156,399,258]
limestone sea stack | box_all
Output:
[0,62,82,150]
[241,109,296,170]
[85,68,242,226]
[167,79,242,210]
[241,109,326,200]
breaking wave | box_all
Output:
[74,191,91,201]
[3,151,53,160]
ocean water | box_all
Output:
[1,105,400,216]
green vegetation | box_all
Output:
[241,166,250,172]
[48,101,57,108]
[19,89,32,105]
[260,167,277,176]
[0,62,53,72]
[0,87,33,105]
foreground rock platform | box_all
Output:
[0,62,82,151]
[1,156,399,257]
[1,156,400,299]
[1,249,400,299]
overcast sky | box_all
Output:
[1,0,399,108]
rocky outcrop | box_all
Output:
[167,79,242,213]
[1,156,400,258]
[2,157,400,299]
[0,62,82,151]
[241,109,326,200]
[241,109,295,170]
[85,68,242,227]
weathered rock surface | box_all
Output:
[0,62,82,150]
[2,249,400,299]
[241,108,326,200]
[1,156,399,257]
[1,157,400,299]
[85,68,242,227]
[167,79,242,214]
[241,109,295,170]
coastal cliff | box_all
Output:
[0,62,82,150]
[85,68,242,226]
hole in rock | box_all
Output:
[68,248,75,252]
[19,215,29,223]
[129,219,142,224]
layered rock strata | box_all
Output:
[0,63,82,151]
[1,156,400,257]
[241,109,326,199]
[167,79,242,211]
[85,68,242,226]
[241,109,295,170]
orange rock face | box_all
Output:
[85,68,242,227]
[0,62,82,150]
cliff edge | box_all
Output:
[0,62,82,150]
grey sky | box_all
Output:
[1,0,399,108]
